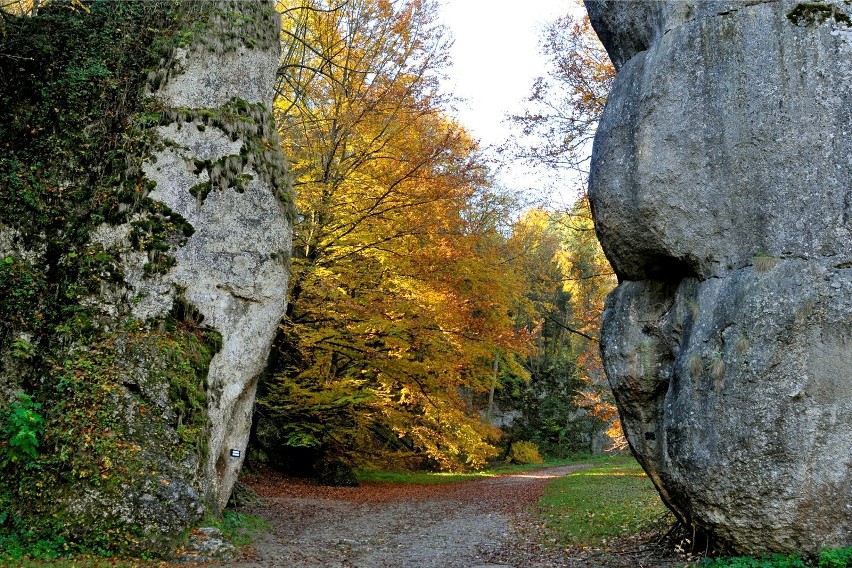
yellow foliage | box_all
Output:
[509,440,544,465]
[263,0,530,471]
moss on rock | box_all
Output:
[0,0,242,557]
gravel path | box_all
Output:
[224,465,682,568]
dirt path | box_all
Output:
[225,465,680,568]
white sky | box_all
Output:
[438,1,585,205]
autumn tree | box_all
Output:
[254,0,532,473]
[0,0,34,17]
[507,2,614,181]
[492,199,617,456]
[499,4,622,451]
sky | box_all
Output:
[437,0,585,205]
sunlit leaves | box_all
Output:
[262,0,528,471]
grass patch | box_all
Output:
[537,456,673,547]
[356,455,604,484]
[694,547,852,567]
[204,510,270,548]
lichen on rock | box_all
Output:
[586,0,852,555]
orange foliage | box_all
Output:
[265,0,532,470]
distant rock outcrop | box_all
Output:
[586,0,852,555]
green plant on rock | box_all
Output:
[818,547,852,568]
[696,546,852,567]
[0,393,45,467]
[204,510,270,548]
[10,338,35,361]
[787,2,852,26]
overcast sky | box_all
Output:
[437,0,585,205]
[438,0,566,146]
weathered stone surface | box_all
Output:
[156,45,279,109]
[138,5,292,511]
[586,0,852,555]
[0,0,290,552]
[175,526,236,563]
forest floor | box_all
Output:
[224,464,686,568]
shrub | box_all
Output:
[819,547,852,568]
[509,440,543,464]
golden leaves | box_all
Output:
[264,0,531,470]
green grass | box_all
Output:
[204,510,270,548]
[694,547,852,568]
[355,455,603,484]
[537,455,673,547]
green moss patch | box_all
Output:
[787,2,852,26]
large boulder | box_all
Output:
[586,0,852,555]
[139,5,291,512]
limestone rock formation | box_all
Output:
[0,0,290,553]
[586,0,852,555]
[139,7,291,512]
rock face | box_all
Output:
[586,0,852,555]
[0,0,290,553]
[139,7,291,511]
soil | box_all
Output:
[223,465,686,568]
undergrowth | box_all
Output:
[205,510,270,548]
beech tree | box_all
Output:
[255,0,532,472]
